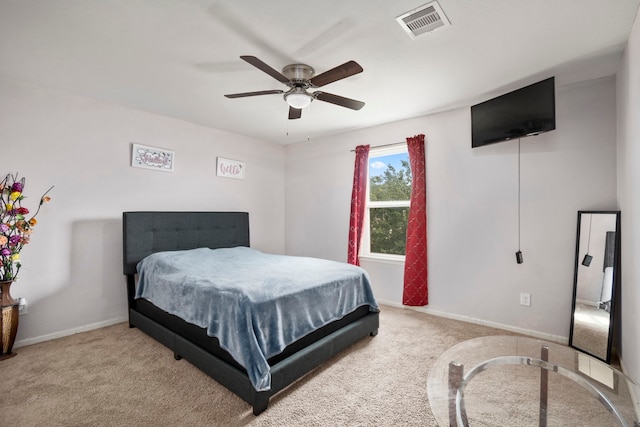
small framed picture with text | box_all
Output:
[131,143,175,172]
[216,157,245,180]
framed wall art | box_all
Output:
[131,143,175,172]
[216,157,245,180]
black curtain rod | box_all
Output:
[350,141,406,152]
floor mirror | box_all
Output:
[569,210,620,363]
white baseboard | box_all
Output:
[15,303,569,349]
[377,299,569,345]
[13,316,128,349]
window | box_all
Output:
[362,145,411,260]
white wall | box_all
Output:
[0,79,286,345]
[286,77,618,341]
[616,9,640,389]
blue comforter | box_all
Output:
[135,247,379,391]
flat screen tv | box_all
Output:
[471,77,555,148]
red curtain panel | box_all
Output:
[403,134,428,306]
[347,144,370,266]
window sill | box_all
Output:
[359,254,405,266]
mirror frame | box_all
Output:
[569,210,621,364]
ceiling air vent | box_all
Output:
[396,1,451,39]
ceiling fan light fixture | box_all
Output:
[285,90,312,109]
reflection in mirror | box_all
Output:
[569,211,620,363]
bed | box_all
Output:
[122,211,379,415]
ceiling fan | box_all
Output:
[224,56,365,120]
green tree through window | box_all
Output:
[367,150,411,256]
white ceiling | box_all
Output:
[1,0,638,145]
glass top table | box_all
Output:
[427,336,639,426]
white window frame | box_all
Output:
[359,144,409,264]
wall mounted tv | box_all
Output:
[471,77,556,148]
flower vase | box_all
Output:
[0,280,19,360]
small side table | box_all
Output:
[427,336,639,426]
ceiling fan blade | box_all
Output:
[240,56,290,84]
[288,106,302,120]
[310,61,363,87]
[224,89,284,98]
[314,91,365,110]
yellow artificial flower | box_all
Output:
[29,218,37,226]
[11,254,20,262]
[9,191,21,201]
[6,203,12,210]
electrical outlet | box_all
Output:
[18,297,28,315]
[520,293,531,307]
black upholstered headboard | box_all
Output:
[122,211,250,275]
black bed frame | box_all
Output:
[122,211,379,415]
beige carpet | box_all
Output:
[1,306,518,426]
